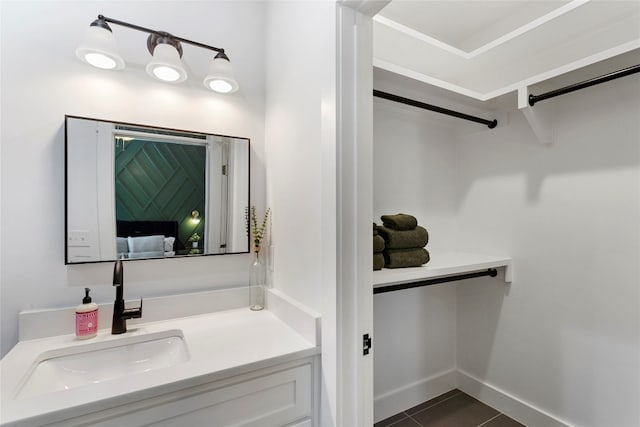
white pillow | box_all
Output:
[128,235,165,253]
[116,237,128,254]
[164,236,176,252]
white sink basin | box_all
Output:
[16,329,189,399]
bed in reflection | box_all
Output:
[116,220,186,259]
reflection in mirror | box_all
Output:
[65,116,249,264]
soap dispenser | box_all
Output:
[76,287,98,339]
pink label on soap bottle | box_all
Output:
[76,310,98,336]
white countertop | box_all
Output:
[0,308,319,426]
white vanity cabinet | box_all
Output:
[47,356,319,427]
[1,296,321,427]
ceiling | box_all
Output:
[373,0,640,102]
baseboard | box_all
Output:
[374,369,575,426]
[456,369,573,427]
[374,369,457,423]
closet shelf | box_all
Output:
[373,252,512,292]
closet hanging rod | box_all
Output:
[529,63,640,106]
[373,268,498,295]
[373,89,498,129]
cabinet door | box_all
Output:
[59,361,314,427]
[145,363,311,427]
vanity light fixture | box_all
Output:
[76,15,239,93]
[75,17,124,70]
[203,52,239,93]
[145,33,187,83]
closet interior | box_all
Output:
[371,37,639,425]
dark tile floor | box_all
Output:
[374,389,525,427]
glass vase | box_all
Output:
[249,251,266,310]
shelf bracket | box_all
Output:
[518,86,554,145]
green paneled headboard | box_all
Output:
[115,139,206,250]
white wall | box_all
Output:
[372,97,459,421]
[264,1,335,312]
[263,2,337,425]
[373,98,458,254]
[455,75,640,427]
[0,1,267,357]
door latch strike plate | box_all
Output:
[363,333,372,356]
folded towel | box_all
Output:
[383,248,430,269]
[373,253,385,271]
[377,225,429,249]
[373,222,378,236]
[381,213,418,231]
[373,235,385,253]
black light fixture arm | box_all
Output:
[97,15,225,55]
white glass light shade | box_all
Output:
[75,26,125,70]
[203,57,239,93]
[145,43,187,83]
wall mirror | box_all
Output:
[65,116,250,264]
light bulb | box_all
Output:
[207,79,233,93]
[84,52,117,70]
[151,65,181,82]
[145,43,187,84]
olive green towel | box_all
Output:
[377,225,429,249]
[383,248,430,269]
[373,253,385,271]
[373,235,385,253]
[373,222,378,236]
[381,213,418,231]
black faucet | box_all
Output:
[112,259,143,334]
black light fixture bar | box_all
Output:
[529,63,640,106]
[99,15,224,54]
[373,268,498,295]
[373,89,498,129]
